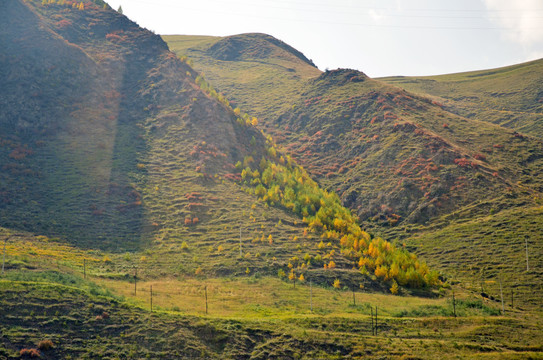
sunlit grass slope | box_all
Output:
[1,233,542,359]
[380,58,543,137]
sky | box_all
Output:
[104,0,543,78]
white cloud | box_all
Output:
[483,0,543,45]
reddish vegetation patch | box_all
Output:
[384,111,397,120]
[20,348,40,358]
[224,173,241,181]
[187,202,204,210]
[55,19,72,28]
[454,158,478,168]
[37,339,54,351]
[9,146,34,160]
[185,192,203,201]
[106,31,127,43]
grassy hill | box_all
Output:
[0,0,441,290]
[164,34,543,229]
[380,59,543,138]
[0,1,542,358]
[165,34,543,311]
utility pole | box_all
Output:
[83,259,86,279]
[352,286,356,306]
[2,237,7,275]
[525,237,530,272]
[205,285,208,315]
[150,285,153,312]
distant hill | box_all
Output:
[380,59,543,138]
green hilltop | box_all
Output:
[380,59,543,137]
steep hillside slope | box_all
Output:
[166,34,543,230]
[380,59,543,138]
[0,0,267,250]
[1,0,439,293]
[164,34,322,123]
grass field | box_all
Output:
[2,229,542,359]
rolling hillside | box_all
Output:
[0,1,542,358]
[165,34,543,309]
[0,0,442,290]
[165,34,543,229]
[380,59,543,138]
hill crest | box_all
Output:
[207,33,317,68]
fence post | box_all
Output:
[134,266,138,296]
[310,280,313,313]
[375,306,378,336]
[452,290,457,317]
[1,237,7,275]
[371,307,374,335]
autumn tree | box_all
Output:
[288,269,296,288]
[390,280,399,295]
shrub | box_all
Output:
[20,348,40,357]
[37,340,54,351]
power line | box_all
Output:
[114,0,543,14]
[117,0,543,31]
